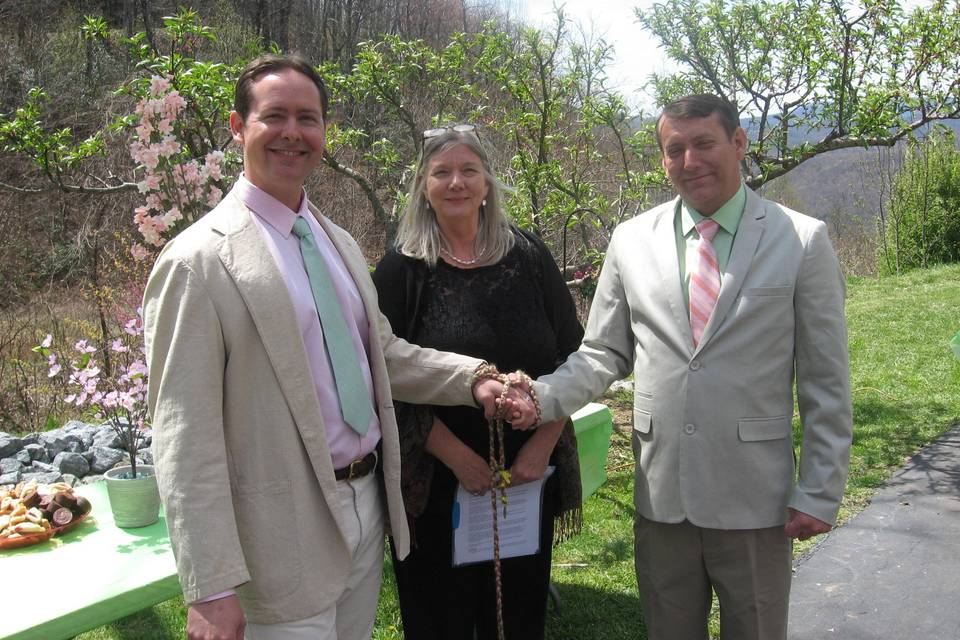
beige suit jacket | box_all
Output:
[535,189,852,529]
[143,193,482,623]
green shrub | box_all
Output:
[880,129,960,274]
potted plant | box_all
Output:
[37,311,161,528]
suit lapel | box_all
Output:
[652,198,696,349]
[696,189,766,351]
[213,198,348,539]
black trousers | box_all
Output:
[390,475,557,640]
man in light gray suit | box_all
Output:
[532,94,852,639]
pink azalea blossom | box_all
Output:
[207,186,223,207]
[41,334,53,348]
[149,76,172,97]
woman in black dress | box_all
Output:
[372,124,583,640]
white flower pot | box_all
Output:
[104,464,161,528]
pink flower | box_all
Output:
[138,146,160,171]
[130,243,150,262]
[161,92,187,119]
[41,334,53,348]
[149,76,172,97]
[124,317,142,336]
[136,121,154,142]
[157,136,181,158]
[74,340,96,354]
[207,186,223,207]
[112,338,130,353]
[48,362,62,377]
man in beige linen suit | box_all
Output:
[532,94,853,639]
[144,55,520,640]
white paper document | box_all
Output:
[452,466,555,566]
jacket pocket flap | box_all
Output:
[634,408,652,434]
[738,416,791,441]
[742,285,793,297]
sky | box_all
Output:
[523,0,671,111]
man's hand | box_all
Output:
[784,507,832,541]
[472,377,538,428]
[187,594,245,640]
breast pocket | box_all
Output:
[742,285,793,298]
[735,286,794,329]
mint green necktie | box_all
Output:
[291,217,374,436]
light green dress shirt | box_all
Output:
[675,183,747,308]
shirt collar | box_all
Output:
[233,174,311,237]
[680,183,746,237]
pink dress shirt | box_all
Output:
[235,175,382,468]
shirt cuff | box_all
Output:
[191,589,236,605]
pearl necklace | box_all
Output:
[440,246,485,266]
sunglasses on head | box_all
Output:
[422,123,479,141]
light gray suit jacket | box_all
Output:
[144,192,482,623]
[535,189,852,529]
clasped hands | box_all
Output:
[472,370,539,429]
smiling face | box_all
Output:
[229,68,327,211]
[659,112,747,215]
[424,144,490,229]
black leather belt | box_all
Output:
[334,451,377,481]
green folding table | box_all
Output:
[1,481,180,640]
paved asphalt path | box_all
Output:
[788,425,960,639]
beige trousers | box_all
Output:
[634,517,792,640]
[245,472,385,640]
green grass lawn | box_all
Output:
[74,264,960,640]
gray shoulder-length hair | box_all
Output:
[394,127,514,267]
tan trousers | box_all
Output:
[634,517,792,640]
[245,472,385,640]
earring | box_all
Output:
[481,199,487,207]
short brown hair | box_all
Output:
[655,94,740,149]
[233,54,328,120]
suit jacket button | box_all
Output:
[689,361,701,371]
[684,424,696,435]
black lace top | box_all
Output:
[373,228,584,527]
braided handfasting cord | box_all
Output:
[471,363,542,640]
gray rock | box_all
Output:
[19,432,41,446]
[39,432,80,459]
[608,379,634,393]
[60,473,79,487]
[20,471,62,485]
[92,429,123,450]
[0,435,21,458]
[53,452,90,477]
[32,460,56,473]
[14,449,32,465]
[137,448,154,465]
[79,474,104,485]
[64,421,99,449]
[23,443,47,463]
[0,458,23,475]
[0,471,20,486]
[88,446,126,474]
